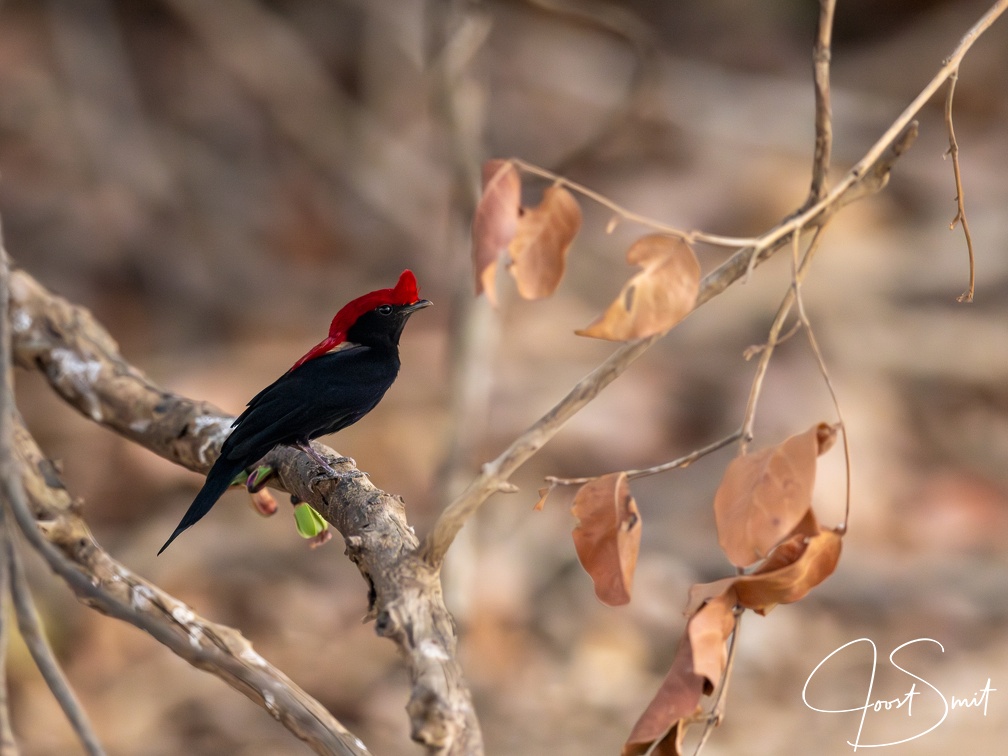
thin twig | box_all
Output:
[742,320,802,360]
[944,68,976,303]
[691,610,743,756]
[509,158,760,249]
[739,226,825,449]
[0,520,14,755]
[740,290,800,451]
[788,232,852,531]
[7,533,105,756]
[807,0,836,204]
[545,430,742,486]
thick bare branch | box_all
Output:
[7,267,481,754]
[4,414,369,756]
[258,447,483,753]
[3,250,367,754]
[8,270,230,474]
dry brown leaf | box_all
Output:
[571,473,641,606]
[714,424,827,568]
[684,577,736,619]
[622,637,702,756]
[508,185,581,300]
[577,234,700,341]
[687,591,737,694]
[686,529,843,617]
[734,529,843,614]
[472,159,520,306]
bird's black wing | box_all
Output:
[223,346,394,461]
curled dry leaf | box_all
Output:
[571,472,641,606]
[622,594,734,756]
[472,159,521,306]
[577,234,700,341]
[686,528,843,617]
[714,424,832,568]
[622,636,701,756]
[733,528,842,614]
[508,185,581,300]
[686,592,737,694]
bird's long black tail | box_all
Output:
[158,457,243,555]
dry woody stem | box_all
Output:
[807,0,836,205]
[944,69,977,303]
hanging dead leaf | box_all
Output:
[713,424,829,568]
[686,529,843,617]
[472,159,521,306]
[622,635,702,756]
[687,592,737,693]
[507,185,581,300]
[571,473,641,606]
[733,528,842,614]
[577,234,700,341]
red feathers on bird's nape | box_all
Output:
[289,270,422,371]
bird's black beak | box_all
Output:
[405,299,432,313]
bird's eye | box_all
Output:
[377,304,393,315]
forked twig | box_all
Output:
[739,226,830,450]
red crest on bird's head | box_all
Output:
[289,270,423,371]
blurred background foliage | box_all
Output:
[1,0,1006,753]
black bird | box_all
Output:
[159,270,431,554]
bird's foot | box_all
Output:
[294,442,355,475]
